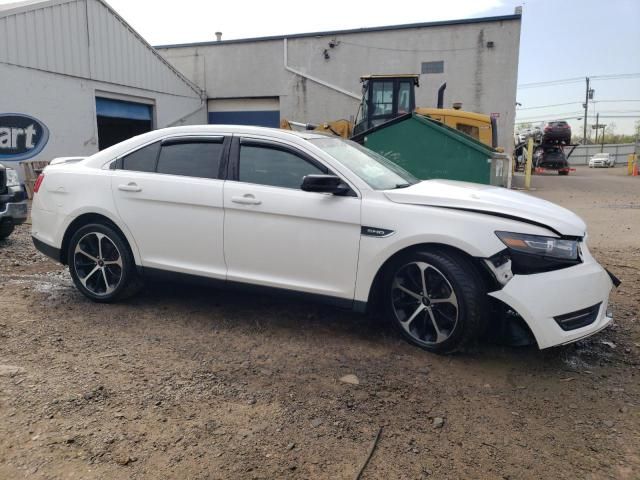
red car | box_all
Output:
[542,121,571,145]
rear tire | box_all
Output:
[67,223,142,303]
[383,248,487,354]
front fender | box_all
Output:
[354,203,555,303]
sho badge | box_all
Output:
[361,226,395,238]
[0,113,49,162]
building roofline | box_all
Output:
[154,14,521,49]
[0,0,203,97]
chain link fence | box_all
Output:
[567,143,638,165]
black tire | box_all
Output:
[0,223,15,240]
[383,248,487,354]
[67,223,142,303]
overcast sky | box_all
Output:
[2,0,639,134]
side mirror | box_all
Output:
[301,174,351,195]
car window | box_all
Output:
[121,142,160,172]
[239,144,325,189]
[156,140,224,179]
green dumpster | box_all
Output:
[352,113,509,186]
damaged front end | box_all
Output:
[479,232,618,350]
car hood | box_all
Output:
[384,180,586,237]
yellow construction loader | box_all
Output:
[280,74,498,149]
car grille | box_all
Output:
[554,303,601,331]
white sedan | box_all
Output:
[589,153,614,168]
[31,126,617,354]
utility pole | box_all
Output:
[594,112,599,144]
[583,77,590,144]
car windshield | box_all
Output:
[308,137,419,190]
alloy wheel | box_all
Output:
[391,261,459,346]
[73,232,123,296]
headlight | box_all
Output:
[5,167,20,187]
[496,231,578,259]
[495,231,581,274]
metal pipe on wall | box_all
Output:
[283,38,360,100]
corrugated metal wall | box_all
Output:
[0,0,200,98]
[0,1,90,77]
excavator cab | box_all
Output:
[353,74,419,135]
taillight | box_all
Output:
[33,173,45,193]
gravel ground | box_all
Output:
[1,166,638,479]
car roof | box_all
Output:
[142,124,329,139]
[82,125,332,168]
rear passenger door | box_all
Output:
[111,135,229,279]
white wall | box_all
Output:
[158,16,521,154]
[0,62,206,172]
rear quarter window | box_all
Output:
[121,142,160,172]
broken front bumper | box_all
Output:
[488,252,614,349]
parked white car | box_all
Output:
[589,153,614,168]
[31,126,617,354]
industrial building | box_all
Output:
[0,0,205,174]
[0,0,521,175]
[157,12,521,153]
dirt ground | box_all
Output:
[1,165,638,479]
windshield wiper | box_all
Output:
[393,183,411,189]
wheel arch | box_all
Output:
[60,212,139,266]
[364,242,497,313]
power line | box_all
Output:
[517,102,581,110]
[518,77,584,89]
[592,73,640,81]
[515,114,639,122]
[516,110,640,120]
[591,110,640,114]
[518,73,640,89]
[594,99,640,103]
[516,99,640,110]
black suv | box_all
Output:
[0,164,28,240]
[542,121,571,145]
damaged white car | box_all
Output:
[31,126,618,354]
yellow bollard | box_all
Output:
[524,137,533,190]
[629,154,637,176]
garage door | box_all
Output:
[208,97,279,128]
[96,97,153,150]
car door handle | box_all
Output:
[231,194,262,205]
[118,182,142,192]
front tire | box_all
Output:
[67,223,141,302]
[383,249,487,354]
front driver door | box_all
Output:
[223,136,361,302]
